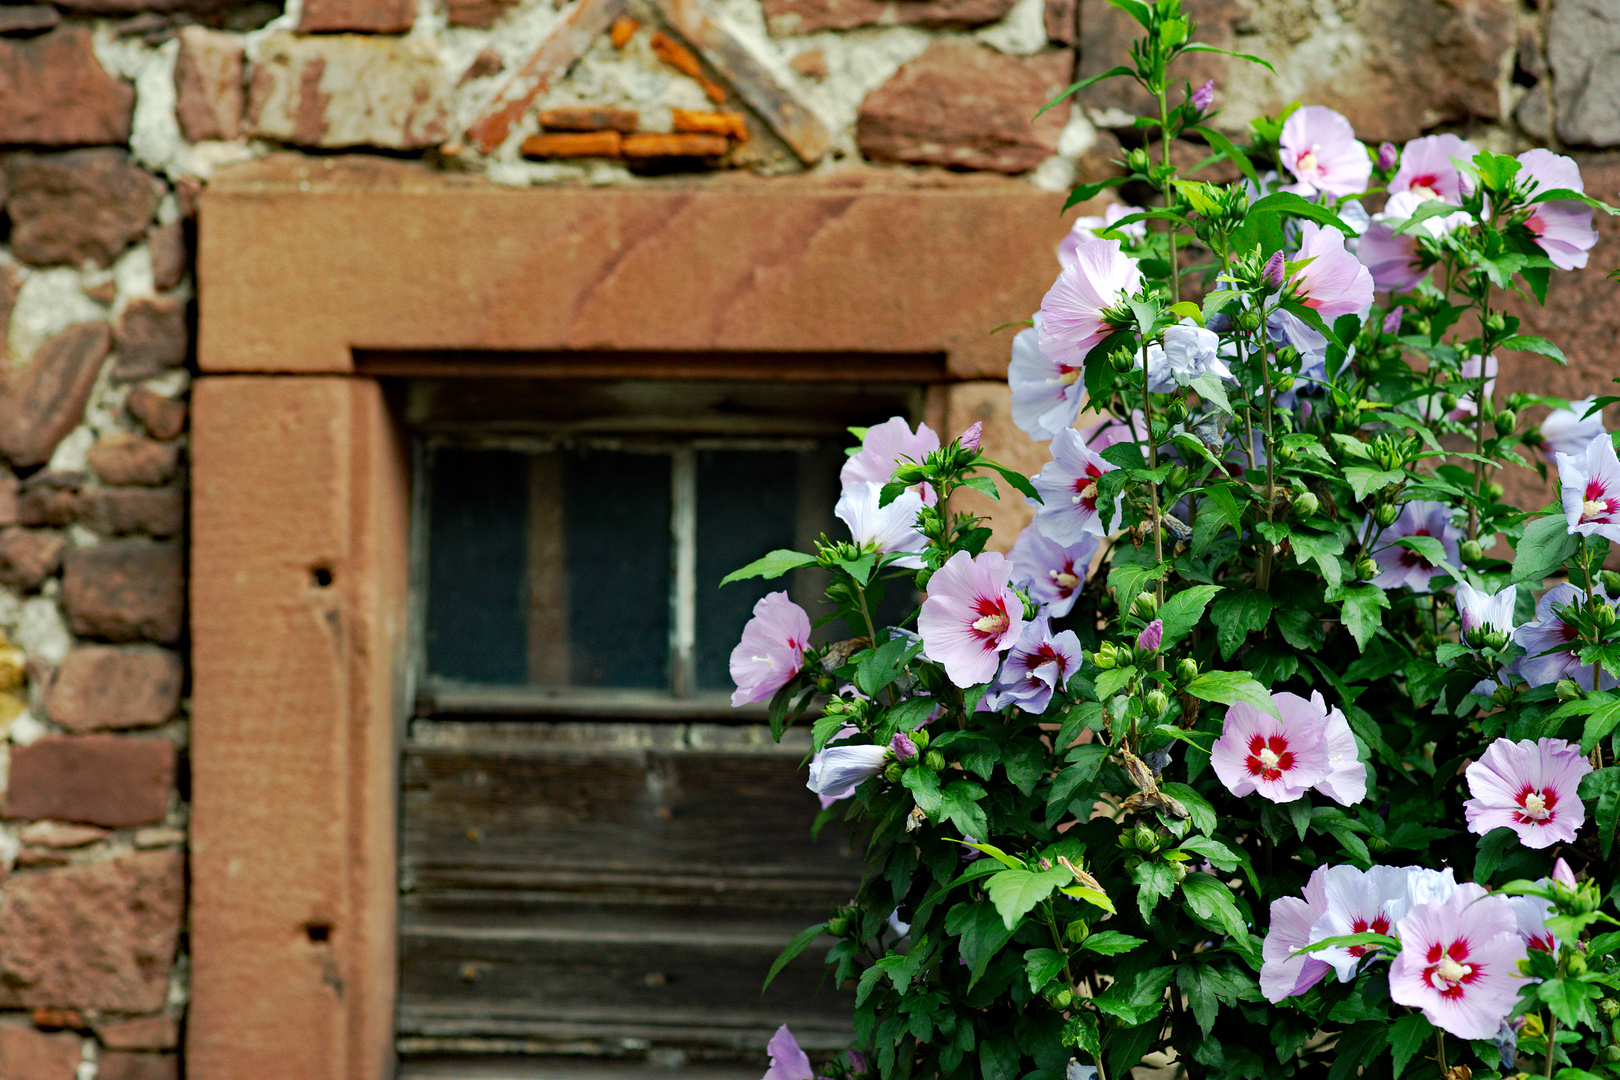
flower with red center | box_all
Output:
[841,417,940,505]
[1210,692,1330,802]
[1513,581,1618,690]
[1558,431,1620,543]
[1278,106,1371,197]
[1389,133,1478,204]
[1006,525,1097,618]
[1506,893,1557,955]
[984,615,1083,714]
[1038,237,1142,373]
[835,481,928,569]
[1369,500,1462,593]
[1030,427,1123,542]
[1517,148,1598,271]
[1287,222,1374,321]
[1009,314,1086,441]
[1308,864,1412,982]
[918,550,1025,688]
[1390,883,1527,1039]
[1464,736,1593,849]
[1260,866,1332,1002]
[729,592,812,707]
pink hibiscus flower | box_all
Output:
[1389,133,1478,204]
[1259,865,1332,1002]
[1038,238,1142,373]
[1307,864,1412,982]
[729,592,812,707]
[1278,106,1371,197]
[1369,500,1462,594]
[1030,427,1124,542]
[835,481,928,569]
[1517,148,1598,271]
[918,550,1025,688]
[1210,693,1330,803]
[1288,222,1374,321]
[841,417,940,505]
[1057,203,1147,268]
[1540,396,1605,460]
[1009,314,1086,441]
[1389,884,1528,1039]
[1512,581,1618,691]
[762,1025,825,1080]
[1006,525,1097,618]
[1311,690,1369,807]
[1464,736,1594,849]
[984,615,1083,715]
[1557,431,1620,544]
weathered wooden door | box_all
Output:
[395,378,919,1078]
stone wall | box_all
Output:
[0,0,1617,1074]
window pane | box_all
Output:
[693,449,807,691]
[424,448,528,684]
[562,446,672,689]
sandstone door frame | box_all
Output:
[189,154,1075,1080]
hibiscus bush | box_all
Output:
[725,2,1620,1078]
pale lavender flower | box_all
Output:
[1383,306,1404,335]
[1369,500,1462,593]
[890,731,919,761]
[1513,582,1617,691]
[1210,692,1331,803]
[841,417,940,505]
[1190,79,1215,112]
[1444,354,1497,422]
[1263,250,1286,288]
[1136,618,1162,653]
[918,550,1025,687]
[1552,857,1578,889]
[1057,204,1146,267]
[1464,736,1593,849]
[1558,431,1620,543]
[1517,148,1598,271]
[810,723,860,808]
[957,421,983,453]
[835,481,927,569]
[1159,322,1231,386]
[1260,865,1332,1002]
[1455,581,1516,639]
[1389,133,1478,203]
[984,615,1083,715]
[1359,189,1473,294]
[1311,689,1368,807]
[1289,222,1374,320]
[806,743,889,799]
[762,1025,817,1080]
[1030,427,1124,542]
[1039,238,1143,373]
[730,592,812,707]
[1540,397,1605,460]
[1307,864,1411,982]
[1507,893,1557,955]
[1390,885,1528,1039]
[1006,526,1097,618]
[1278,106,1371,197]
[1009,314,1086,441]
[1376,142,1398,172]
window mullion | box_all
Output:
[671,446,698,698]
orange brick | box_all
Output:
[520,130,622,158]
[608,14,638,46]
[649,32,726,104]
[538,106,638,132]
[620,132,728,159]
[671,108,748,141]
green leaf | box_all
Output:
[1185,671,1280,717]
[941,780,990,841]
[1180,874,1249,941]
[1289,530,1345,587]
[1204,484,1245,532]
[1201,288,1243,325]
[902,767,943,816]
[1062,176,1130,213]
[1474,825,1519,884]
[959,840,1023,870]
[1130,858,1176,921]
[1539,976,1601,1028]
[1191,373,1233,416]
[1179,42,1276,72]
[1037,65,1136,121]
[981,459,1040,501]
[1080,931,1146,956]
[855,635,922,697]
[1188,125,1259,187]
[958,474,1000,501]
[1581,699,1620,754]
[1392,533,1459,578]
[1248,192,1358,235]
[1513,513,1580,585]
[720,549,816,585]
[981,1035,1020,1080]
[1578,767,1620,860]
[762,921,828,992]
[1328,583,1390,649]
[1157,585,1223,649]
[1388,1013,1432,1080]
[1024,948,1067,993]
[986,866,1073,930]
[1275,604,1326,651]
[1210,589,1272,660]
[945,900,1016,988]
[1499,334,1567,364]
[1342,465,1406,501]
[1108,560,1170,612]
[1290,931,1401,959]
[1160,782,1216,835]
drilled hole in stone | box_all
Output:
[305,922,332,943]
[310,566,335,588]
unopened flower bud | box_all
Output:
[1114,644,1134,667]
[827,910,852,936]
[1460,539,1484,564]
[1494,410,1516,436]
[1484,629,1509,650]
[1487,482,1505,500]
[1170,861,1189,883]
[923,750,946,773]
[1595,603,1617,628]
[1093,642,1118,670]
[1556,678,1584,703]
[1295,491,1320,518]
[1145,688,1170,716]
[1132,824,1160,852]
[1274,443,1296,464]
[1136,618,1163,653]
[1050,987,1074,1009]
[1125,147,1153,174]
[1273,372,1296,393]
[1492,685,1516,708]
[890,731,919,761]
[1376,142,1398,172]
[1177,658,1199,683]
[1382,306,1403,335]
[957,421,983,453]
[884,763,904,785]
[1039,857,1052,870]
[1236,311,1262,333]
[1066,920,1089,943]
[1191,79,1215,112]
[1601,570,1620,595]
[1262,251,1286,289]
[1552,857,1577,889]
[1441,392,1460,412]
[1167,464,1190,490]
[1568,953,1589,976]
[1131,592,1160,619]
[1601,1044,1620,1064]
[1375,502,1401,528]
[1110,347,1137,373]
[910,727,929,752]
[1356,556,1378,581]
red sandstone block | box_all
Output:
[87,434,180,486]
[97,1015,179,1050]
[0,528,65,592]
[76,487,184,538]
[0,1023,80,1079]
[112,297,188,382]
[60,540,185,644]
[124,389,187,441]
[0,324,110,468]
[5,733,175,827]
[46,645,182,731]
[98,1051,180,1080]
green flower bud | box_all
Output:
[1597,603,1618,629]
[1494,410,1517,436]
[1118,829,1138,852]
[1051,987,1074,1009]
[1274,443,1296,464]
[1375,502,1401,528]
[1093,642,1118,670]
[1460,539,1485,564]
[1115,644,1135,667]
[1145,689,1170,717]
[924,750,946,773]
[1356,556,1378,581]
[1492,685,1516,708]
[1484,629,1509,651]
[1125,147,1153,175]
[1601,571,1620,595]
[1177,658,1199,683]
[1131,591,1160,619]
[884,764,904,785]
[1167,465,1190,490]
[1600,1045,1620,1065]
[1294,491,1320,518]
[1132,824,1160,853]
[1235,311,1262,333]
[1110,347,1137,373]
[1567,953,1588,976]
[1556,678,1584,703]
[1273,373,1295,393]
[1487,482,1505,500]
[1169,861,1189,883]
[1441,392,1460,412]
[827,911,852,936]
[1066,920,1089,943]
[1163,399,1187,425]
[910,727,930,752]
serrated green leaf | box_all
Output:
[1210,589,1272,660]
[1581,699,1620,754]
[1514,513,1581,585]
[1342,465,1406,500]
[1578,766,1620,860]
[720,549,817,585]
[901,767,942,816]
[1180,874,1249,941]
[1388,1012,1432,1080]
[1080,930,1146,956]
[1024,948,1067,993]
[1159,782,1216,834]
[1158,584,1223,649]
[1186,670,1280,716]
[987,866,1072,930]
[1329,583,1390,649]
[763,921,828,992]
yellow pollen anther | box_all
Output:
[1435,958,1472,984]
[1057,368,1081,386]
[1412,185,1439,201]
[1297,150,1318,173]
[1050,570,1079,589]
[1523,791,1549,818]
[1582,498,1609,522]
[972,612,1008,635]
[1257,747,1281,770]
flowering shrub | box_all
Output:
[724,2,1620,1077]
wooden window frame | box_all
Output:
[189,155,1077,1080]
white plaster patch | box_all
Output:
[1029,154,1075,193]
[788,27,932,162]
[0,825,17,871]
[174,141,257,182]
[15,599,71,666]
[8,710,45,746]
[48,424,95,474]
[444,2,572,135]
[976,0,1048,56]
[7,268,105,369]
[142,369,192,398]
[1219,0,1365,132]
[92,35,186,179]
[113,245,157,313]
[540,32,716,116]
[68,525,100,548]
[0,591,20,634]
